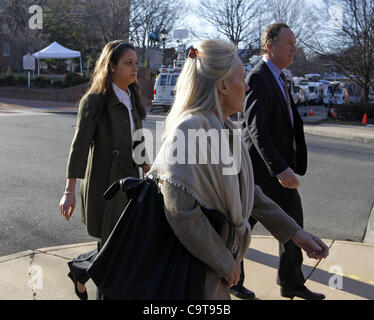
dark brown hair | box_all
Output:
[84,40,146,120]
[260,22,290,55]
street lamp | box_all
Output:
[160,29,168,65]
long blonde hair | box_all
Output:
[163,39,240,139]
[84,40,146,119]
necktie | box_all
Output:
[280,72,297,151]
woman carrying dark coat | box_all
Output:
[58,41,150,299]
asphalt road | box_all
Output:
[251,134,374,242]
[0,112,373,256]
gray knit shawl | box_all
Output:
[149,112,255,260]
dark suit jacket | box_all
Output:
[242,60,307,193]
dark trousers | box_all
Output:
[236,188,305,288]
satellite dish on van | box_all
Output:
[173,29,189,40]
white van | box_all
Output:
[293,84,308,105]
[323,82,347,105]
[151,66,181,111]
[152,45,186,112]
[308,82,323,104]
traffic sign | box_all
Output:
[23,54,35,71]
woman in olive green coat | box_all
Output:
[58,41,150,299]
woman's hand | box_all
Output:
[224,260,241,287]
[59,178,77,221]
[59,193,76,221]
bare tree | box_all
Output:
[194,0,266,49]
[267,0,319,47]
[308,0,374,102]
[84,0,131,43]
[129,0,185,49]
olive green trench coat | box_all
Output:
[66,90,146,242]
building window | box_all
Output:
[3,42,10,57]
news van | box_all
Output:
[308,82,324,104]
[151,66,180,111]
[151,45,186,112]
[323,82,347,105]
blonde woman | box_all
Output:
[58,41,150,299]
[149,39,328,300]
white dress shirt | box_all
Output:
[262,56,294,126]
[112,83,135,138]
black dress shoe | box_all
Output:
[68,271,88,300]
[230,285,256,300]
[281,285,325,300]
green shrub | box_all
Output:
[64,72,89,87]
[4,74,17,86]
[336,103,374,122]
[52,80,64,88]
[17,76,28,86]
[32,76,50,88]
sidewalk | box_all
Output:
[304,122,374,143]
[1,97,374,300]
[0,97,77,114]
[1,236,374,300]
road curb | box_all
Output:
[364,204,374,245]
[304,128,374,144]
[35,241,97,253]
[0,250,33,264]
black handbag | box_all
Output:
[87,177,227,300]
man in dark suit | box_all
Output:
[231,23,325,300]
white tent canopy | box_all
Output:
[32,41,82,76]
